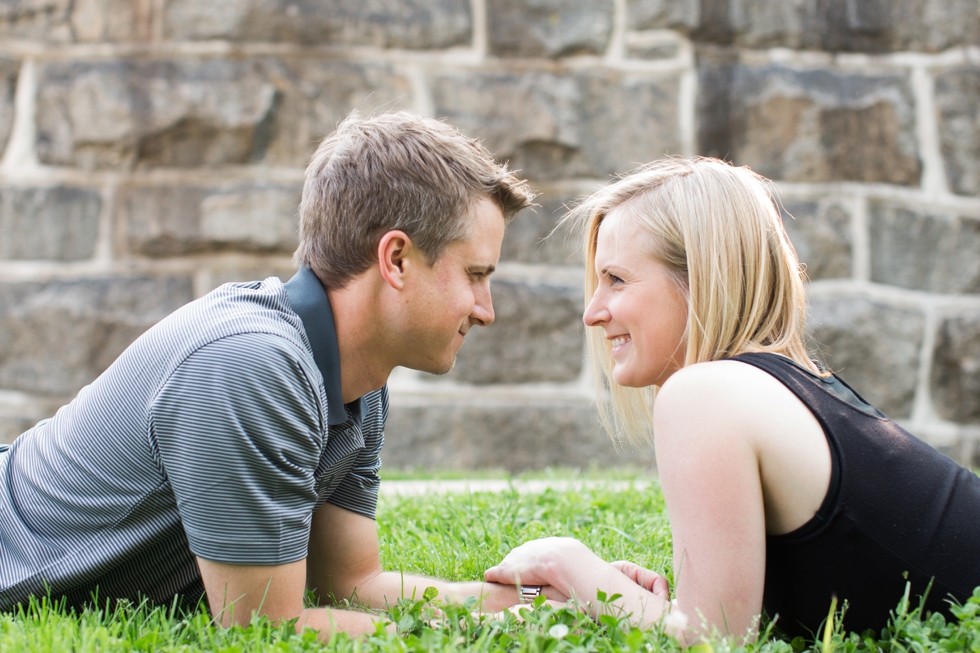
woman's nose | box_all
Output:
[583,292,609,327]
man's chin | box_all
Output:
[415,355,457,376]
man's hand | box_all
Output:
[609,560,671,600]
[307,502,527,613]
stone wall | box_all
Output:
[0,0,978,471]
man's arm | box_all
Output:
[306,502,522,612]
[196,556,381,637]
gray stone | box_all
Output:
[0,185,102,261]
[261,59,412,167]
[425,278,583,385]
[0,57,18,161]
[807,296,924,418]
[0,416,39,444]
[433,70,681,180]
[163,0,471,49]
[627,0,699,32]
[931,309,980,424]
[36,59,279,169]
[384,397,653,472]
[935,67,980,197]
[120,181,301,257]
[626,40,681,60]
[684,0,980,52]
[0,276,194,395]
[801,0,980,53]
[780,200,852,281]
[0,0,73,41]
[869,202,980,294]
[698,61,921,186]
[0,393,66,443]
[700,0,807,47]
[488,0,614,58]
[202,263,297,294]
[502,185,582,265]
[36,58,410,169]
[0,0,150,42]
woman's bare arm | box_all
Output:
[652,363,770,643]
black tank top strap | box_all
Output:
[727,352,846,540]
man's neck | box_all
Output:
[326,283,393,404]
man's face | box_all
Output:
[400,198,506,375]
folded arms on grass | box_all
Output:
[197,502,523,638]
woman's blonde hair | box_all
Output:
[566,156,822,447]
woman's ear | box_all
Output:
[377,230,412,290]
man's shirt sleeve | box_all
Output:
[325,386,387,519]
[149,333,324,565]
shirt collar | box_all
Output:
[284,267,364,427]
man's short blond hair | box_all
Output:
[294,111,534,288]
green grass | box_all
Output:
[378,466,656,481]
[3,482,980,653]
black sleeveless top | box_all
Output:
[730,353,980,638]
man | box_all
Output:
[0,111,535,635]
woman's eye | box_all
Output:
[609,274,624,285]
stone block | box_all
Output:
[502,185,582,265]
[780,199,851,281]
[36,59,279,169]
[935,67,980,197]
[0,0,149,42]
[681,0,979,52]
[0,393,66,444]
[488,0,614,58]
[0,0,73,41]
[807,296,924,418]
[201,262,297,295]
[260,59,412,167]
[625,38,681,61]
[0,185,102,261]
[36,58,410,169]
[698,61,920,186]
[869,202,980,294]
[0,276,194,395]
[800,0,980,53]
[427,278,583,384]
[0,56,17,156]
[163,0,471,49]
[384,396,653,472]
[0,416,37,444]
[120,181,301,257]
[931,310,980,424]
[433,70,680,180]
[626,0,699,33]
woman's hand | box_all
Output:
[610,560,670,600]
[485,538,670,628]
[484,537,594,597]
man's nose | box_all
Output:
[471,285,494,327]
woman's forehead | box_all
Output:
[597,207,646,249]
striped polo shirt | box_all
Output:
[0,267,386,609]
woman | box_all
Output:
[484,157,980,641]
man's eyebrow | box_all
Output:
[469,264,496,276]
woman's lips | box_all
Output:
[610,335,631,356]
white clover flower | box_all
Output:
[548,623,570,639]
[664,606,689,638]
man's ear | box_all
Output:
[377,230,412,290]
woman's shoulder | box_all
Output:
[655,359,800,439]
[658,359,777,404]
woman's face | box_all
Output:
[583,208,689,388]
